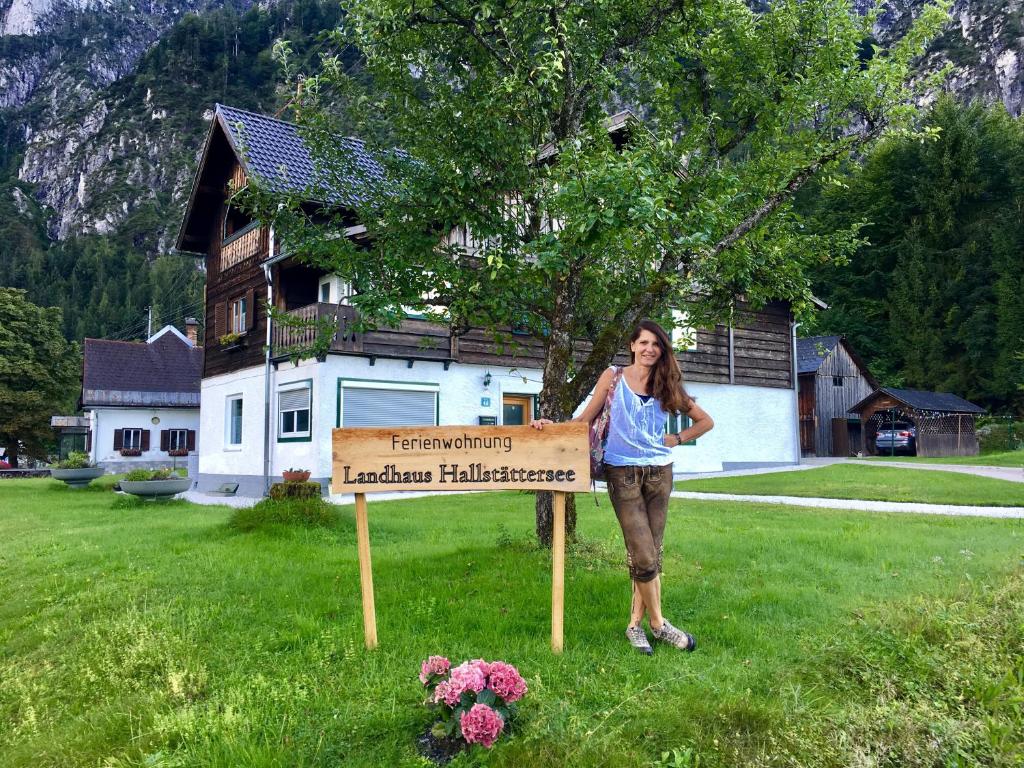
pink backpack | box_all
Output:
[589,366,623,482]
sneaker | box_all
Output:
[625,625,653,655]
[651,620,696,652]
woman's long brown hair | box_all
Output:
[629,319,693,414]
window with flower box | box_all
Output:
[114,428,149,456]
[161,428,195,456]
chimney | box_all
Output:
[185,317,199,346]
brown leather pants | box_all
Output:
[605,463,673,583]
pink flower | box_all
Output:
[468,658,491,677]
[419,655,451,684]
[448,661,487,697]
[460,703,505,748]
[433,680,461,707]
[487,661,528,703]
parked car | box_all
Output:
[0,459,10,469]
[876,422,917,455]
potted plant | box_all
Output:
[282,467,311,483]
[218,331,243,350]
[119,468,192,499]
[119,447,142,457]
[50,451,104,489]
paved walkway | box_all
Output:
[672,490,1024,518]
[846,459,1024,483]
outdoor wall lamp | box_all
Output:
[483,372,492,388]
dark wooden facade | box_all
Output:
[797,339,876,456]
[181,114,796,389]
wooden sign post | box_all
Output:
[332,423,589,653]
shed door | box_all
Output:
[798,376,816,454]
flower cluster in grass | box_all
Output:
[420,656,527,748]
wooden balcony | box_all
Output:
[272,303,457,363]
[220,224,265,271]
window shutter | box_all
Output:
[113,428,123,450]
[280,388,310,412]
[160,430,169,451]
[342,387,436,427]
[186,430,196,451]
[245,288,256,330]
[86,431,92,452]
[141,430,150,451]
[215,302,226,338]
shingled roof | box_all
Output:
[216,104,390,205]
[850,387,986,415]
[796,335,841,374]
[82,326,202,408]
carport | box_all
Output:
[849,387,986,458]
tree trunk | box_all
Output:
[535,489,577,548]
[8,441,19,468]
[535,274,583,546]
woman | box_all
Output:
[531,319,714,654]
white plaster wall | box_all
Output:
[672,382,797,472]
[89,406,199,465]
[198,364,273,477]
[197,355,797,485]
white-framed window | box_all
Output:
[168,429,188,452]
[230,297,248,334]
[123,428,143,450]
[671,309,697,352]
[279,382,312,440]
[667,413,696,446]
[338,380,439,427]
[226,395,243,447]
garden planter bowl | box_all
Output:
[51,467,105,489]
[283,470,311,483]
[119,477,192,499]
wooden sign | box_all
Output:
[330,423,587,655]
[330,422,589,494]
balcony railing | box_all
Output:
[272,302,457,362]
[220,224,265,270]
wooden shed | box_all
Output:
[849,388,986,457]
[797,336,877,456]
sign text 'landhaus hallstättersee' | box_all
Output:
[331,423,590,494]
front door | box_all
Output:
[502,395,532,425]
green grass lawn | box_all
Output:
[676,463,1024,506]
[2,478,1023,767]
[865,450,1024,467]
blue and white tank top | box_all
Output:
[602,367,674,466]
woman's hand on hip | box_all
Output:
[530,418,554,430]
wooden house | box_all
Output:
[796,335,878,456]
[175,104,804,496]
[850,388,986,457]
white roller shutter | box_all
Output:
[279,387,310,411]
[342,387,436,427]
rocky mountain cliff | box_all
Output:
[0,0,1021,261]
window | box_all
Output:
[227,396,243,446]
[223,203,255,242]
[338,381,439,427]
[320,282,331,303]
[123,428,143,450]
[169,429,188,452]
[671,309,698,352]
[832,375,844,387]
[230,297,248,334]
[279,382,312,441]
[667,413,697,446]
